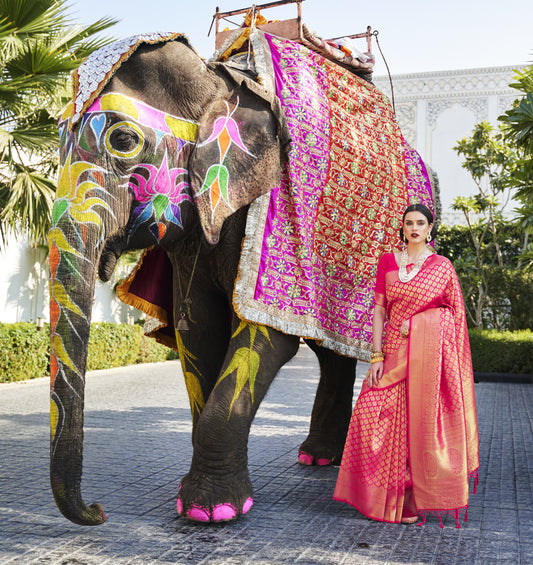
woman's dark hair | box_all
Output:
[399,203,438,242]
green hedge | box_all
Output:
[469,329,533,374]
[2,323,532,383]
[0,322,177,383]
[0,323,50,383]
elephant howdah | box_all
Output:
[50,30,434,526]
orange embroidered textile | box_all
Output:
[334,253,479,525]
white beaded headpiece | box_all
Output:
[71,32,186,126]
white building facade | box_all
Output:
[373,65,522,223]
[0,236,137,325]
[0,65,523,324]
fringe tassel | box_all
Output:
[116,249,169,326]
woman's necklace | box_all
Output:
[398,246,433,283]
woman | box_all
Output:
[334,204,479,527]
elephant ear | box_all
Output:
[188,67,289,244]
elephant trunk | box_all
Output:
[49,226,107,525]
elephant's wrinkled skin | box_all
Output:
[50,38,356,526]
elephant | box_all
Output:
[49,33,363,526]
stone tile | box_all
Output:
[0,349,532,564]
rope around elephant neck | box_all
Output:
[176,240,202,325]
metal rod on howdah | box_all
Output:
[214,0,304,20]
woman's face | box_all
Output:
[403,211,433,243]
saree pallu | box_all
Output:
[334,283,479,526]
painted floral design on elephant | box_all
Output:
[84,93,199,243]
[128,150,192,242]
[49,147,111,387]
[50,93,201,442]
[175,331,205,417]
[215,320,272,418]
[197,97,255,222]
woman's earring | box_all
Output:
[426,232,432,243]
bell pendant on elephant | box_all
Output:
[177,314,190,331]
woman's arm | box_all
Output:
[368,303,386,387]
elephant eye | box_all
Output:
[104,121,144,158]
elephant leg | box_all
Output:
[169,252,235,427]
[177,320,299,523]
[174,290,233,428]
[298,340,357,466]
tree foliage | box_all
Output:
[499,64,533,271]
[0,0,116,246]
[437,223,532,330]
[452,122,522,327]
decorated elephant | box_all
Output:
[50,30,435,526]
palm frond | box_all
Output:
[0,166,56,244]
[0,0,118,246]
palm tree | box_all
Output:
[0,0,117,246]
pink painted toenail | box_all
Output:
[298,451,314,465]
[316,458,331,466]
[187,505,210,522]
[212,503,237,522]
[176,498,183,515]
[242,497,253,514]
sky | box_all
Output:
[67,0,532,76]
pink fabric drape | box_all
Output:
[334,254,479,526]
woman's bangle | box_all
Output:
[370,352,385,363]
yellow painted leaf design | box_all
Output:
[219,348,260,417]
[50,399,59,439]
[183,371,205,414]
[248,324,257,347]
[71,195,110,213]
[219,347,249,382]
[52,281,84,318]
[246,350,260,401]
[70,209,105,227]
[48,228,83,257]
[174,331,204,416]
[231,319,248,339]
[60,101,74,121]
[175,331,201,373]
[257,324,273,347]
[52,334,80,376]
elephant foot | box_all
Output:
[298,440,342,466]
[298,448,333,466]
[176,473,254,523]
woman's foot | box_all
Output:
[401,516,418,524]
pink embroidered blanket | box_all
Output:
[233,34,434,359]
[118,33,434,360]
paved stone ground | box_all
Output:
[1,344,532,564]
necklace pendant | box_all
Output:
[398,247,432,283]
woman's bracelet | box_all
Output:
[370,351,385,363]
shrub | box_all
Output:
[0,322,177,383]
[469,328,533,374]
[87,322,143,370]
[0,323,49,383]
[137,333,179,364]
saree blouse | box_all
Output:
[374,252,458,356]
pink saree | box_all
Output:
[334,253,479,527]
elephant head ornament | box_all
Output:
[49,36,290,525]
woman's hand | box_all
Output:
[366,361,383,388]
[400,319,410,338]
